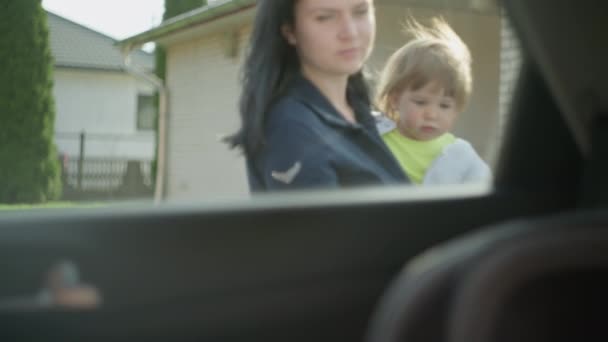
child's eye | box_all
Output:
[413,100,427,105]
[440,103,452,109]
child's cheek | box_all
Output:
[402,114,418,130]
[404,108,421,125]
[401,105,415,118]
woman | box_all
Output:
[227,0,408,191]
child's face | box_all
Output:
[390,81,460,141]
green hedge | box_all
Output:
[0,0,61,203]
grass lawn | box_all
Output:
[0,202,106,211]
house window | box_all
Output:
[137,94,156,130]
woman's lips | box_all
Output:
[338,47,359,59]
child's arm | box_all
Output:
[463,154,491,182]
[424,139,491,184]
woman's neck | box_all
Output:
[301,67,356,124]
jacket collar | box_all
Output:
[288,73,375,131]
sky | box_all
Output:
[42,0,165,40]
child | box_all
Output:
[375,17,490,185]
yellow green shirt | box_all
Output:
[382,130,456,184]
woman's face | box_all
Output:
[283,0,375,79]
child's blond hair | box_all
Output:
[376,17,472,121]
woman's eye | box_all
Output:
[413,100,426,105]
[440,103,452,109]
[316,15,332,22]
[354,8,369,17]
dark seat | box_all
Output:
[367,210,608,342]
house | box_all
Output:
[47,11,157,191]
[119,0,521,201]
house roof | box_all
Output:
[117,0,499,51]
[118,0,256,51]
[47,11,154,72]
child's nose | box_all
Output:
[424,107,438,119]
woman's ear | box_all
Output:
[281,24,297,45]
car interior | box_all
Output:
[0,0,606,340]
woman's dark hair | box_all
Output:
[226,0,372,156]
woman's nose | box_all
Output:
[338,15,358,40]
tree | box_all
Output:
[156,0,208,87]
[151,0,207,183]
[0,0,61,203]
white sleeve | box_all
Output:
[423,139,491,185]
